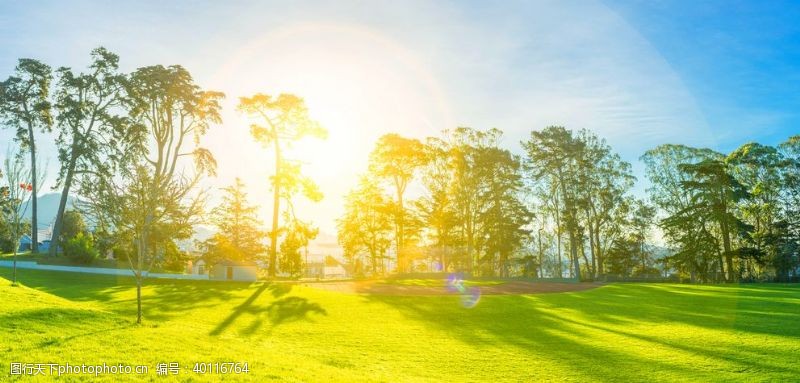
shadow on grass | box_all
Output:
[0,307,133,352]
[363,283,800,381]
[210,283,326,336]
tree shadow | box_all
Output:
[0,307,132,352]
[362,283,800,381]
[209,283,325,336]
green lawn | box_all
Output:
[1,269,798,382]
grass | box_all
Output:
[1,268,799,382]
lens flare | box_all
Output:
[447,274,481,308]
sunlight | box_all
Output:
[201,23,455,235]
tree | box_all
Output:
[777,136,800,280]
[416,137,459,272]
[727,142,785,279]
[205,177,266,262]
[368,133,427,272]
[280,217,318,277]
[642,145,724,282]
[0,59,53,253]
[523,127,586,280]
[679,159,750,282]
[237,93,326,277]
[574,130,636,279]
[1,148,35,285]
[337,175,394,275]
[59,210,88,246]
[49,47,127,256]
[81,64,222,323]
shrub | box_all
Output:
[63,232,99,264]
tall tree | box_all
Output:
[0,59,53,253]
[523,127,585,280]
[237,93,326,277]
[679,159,750,282]
[416,137,459,272]
[275,160,322,275]
[777,136,800,280]
[368,133,426,273]
[642,145,723,282]
[727,143,785,278]
[474,145,531,277]
[574,130,635,278]
[49,47,127,256]
[338,175,394,275]
[81,64,222,323]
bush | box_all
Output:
[63,233,99,264]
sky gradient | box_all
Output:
[1,0,798,250]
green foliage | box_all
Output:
[368,133,427,272]
[337,175,393,275]
[63,232,99,264]
[522,127,635,280]
[0,219,29,253]
[159,240,189,272]
[49,47,129,256]
[59,210,87,245]
[206,178,266,263]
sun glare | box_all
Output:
[201,23,454,233]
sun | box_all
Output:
[199,22,454,235]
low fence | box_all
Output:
[0,260,209,280]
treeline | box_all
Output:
[338,127,800,282]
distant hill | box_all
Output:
[21,193,76,233]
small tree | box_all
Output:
[63,232,99,265]
[2,149,35,285]
[59,210,88,247]
[206,177,266,262]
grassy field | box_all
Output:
[1,269,799,382]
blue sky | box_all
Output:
[1,0,798,240]
[607,0,800,152]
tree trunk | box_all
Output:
[50,157,77,257]
[553,194,563,278]
[396,187,404,272]
[720,222,734,282]
[537,230,544,278]
[595,229,604,276]
[28,126,38,253]
[588,222,597,279]
[569,230,581,280]
[269,139,281,277]
[12,246,18,285]
[579,233,591,280]
[136,278,142,324]
[557,174,580,281]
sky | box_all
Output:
[1,0,799,252]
